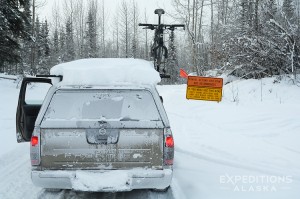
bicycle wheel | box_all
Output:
[154,46,168,73]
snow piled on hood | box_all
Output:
[50,58,161,85]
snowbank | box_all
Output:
[158,76,300,199]
[50,58,161,86]
[0,73,17,80]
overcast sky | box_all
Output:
[36,0,176,24]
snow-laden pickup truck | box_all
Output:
[15,59,174,192]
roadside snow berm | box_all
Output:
[50,58,161,86]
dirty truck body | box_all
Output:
[16,78,174,191]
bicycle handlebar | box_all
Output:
[168,24,185,27]
[138,23,185,30]
[138,23,156,27]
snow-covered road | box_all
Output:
[0,76,300,199]
[0,143,175,198]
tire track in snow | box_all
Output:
[0,145,43,199]
[0,145,177,199]
[37,188,175,199]
[175,146,300,181]
[171,178,187,199]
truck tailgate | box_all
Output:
[40,128,164,170]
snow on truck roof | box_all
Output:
[50,58,161,86]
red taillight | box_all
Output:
[31,136,38,146]
[165,159,174,165]
[165,136,174,148]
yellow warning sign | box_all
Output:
[186,87,222,101]
[186,76,223,102]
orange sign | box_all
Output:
[187,76,223,88]
[186,76,223,102]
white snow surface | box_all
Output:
[71,170,130,192]
[0,74,300,199]
[50,58,161,85]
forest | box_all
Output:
[1,0,299,83]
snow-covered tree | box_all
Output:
[166,30,180,84]
[53,29,59,55]
[221,0,299,79]
[0,0,31,72]
[36,20,51,74]
[282,0,295,20]
[119,1,131,58]
[64,18,76,62]
[131,1,139,58]
[85,4,98,58]
[172,0,207,75]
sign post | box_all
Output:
[186,76,223,102]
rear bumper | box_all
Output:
[31,169,172,191]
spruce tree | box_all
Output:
[43,20,50,57]
[37,20,51,74]
[167,30,180,84]
[86,9,97,58]
[59,28,66,62]
[65,18,76,62]
[0,0,31,71]
[35,16,42,63]
[53,29,59,55]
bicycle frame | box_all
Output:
[139,9,185,78]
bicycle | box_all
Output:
[139,9,185,78]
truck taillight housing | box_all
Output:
[31,129,40,166]
[164,128,174,166]
[31,136,38,146]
